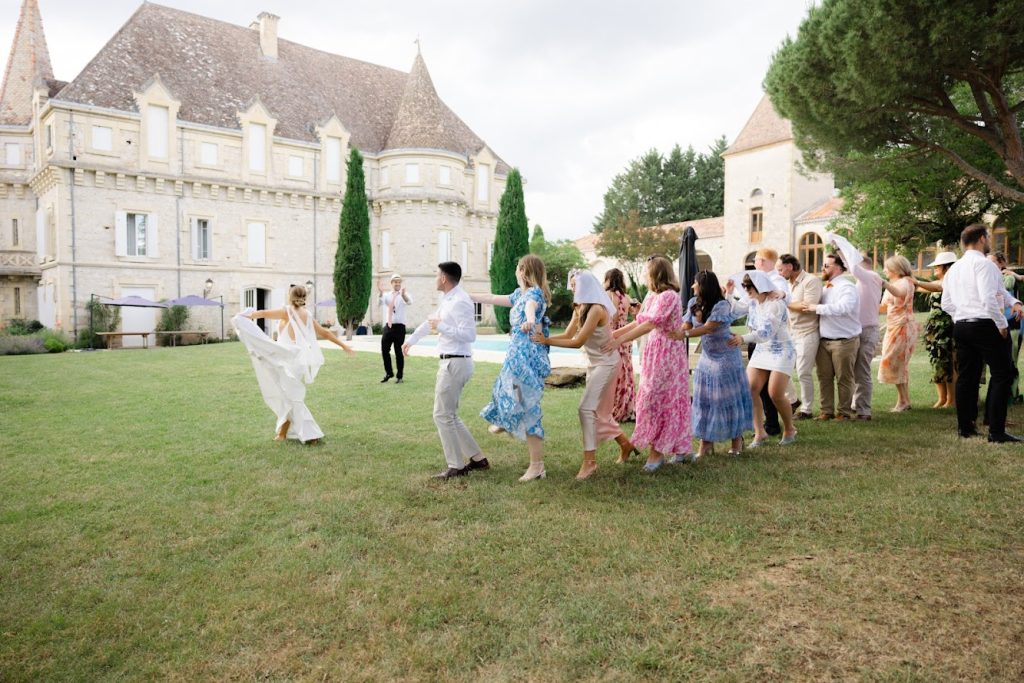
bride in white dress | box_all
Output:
[232,285,354,443]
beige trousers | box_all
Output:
[579,363,622,451]
[816,337,860,418]
[432,358,480,469]
[792,332,820,413]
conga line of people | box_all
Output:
[234,223,1021,477]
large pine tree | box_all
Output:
[488,168,529,333]
[334,148,372,338]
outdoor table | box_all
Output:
[96,331,153,349]
[154,330,210,347]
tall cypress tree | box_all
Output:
[334,148,372,338]
[489,168,529,333]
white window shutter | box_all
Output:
[148,213,159,258]
[114,211,127,256]
[190,218,199,260]
[36,208,46,259]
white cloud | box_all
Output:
[0,0,812,240]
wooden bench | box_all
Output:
[154,330,210,347]
[96,331,153,349]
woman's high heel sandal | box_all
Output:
[519,465,546,482]
[615,447,640,465]
[575,461,598,481]
[728,437,744,456]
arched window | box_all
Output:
[696,251,713,272]
[798,232,823,274]
[743,251,757,269]
[749,189,764,244]
[992,219,1023,265]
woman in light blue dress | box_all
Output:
[727,271,797,448]
[678,271,752,457]
[471,254,551,481]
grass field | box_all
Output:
[1,343,1023,681]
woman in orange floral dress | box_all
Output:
[878,255,918,412]
[604,269,636,423]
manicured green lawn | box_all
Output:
[1,343,1022,681]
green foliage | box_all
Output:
[594,139,727,233]
[529,226,587,323]
[596,210,682,298]
[42,331,69,353]
[489,168,529,333]
[764,0,1024,205]
[334,148,373,336]
[5,319,43,335]
[834,148,1010,252]
[79,299,121,348]
[154,305,191,347]
[0,334,45,355]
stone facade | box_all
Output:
[0,2,508,339]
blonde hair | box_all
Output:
[884,255,913,279]
[518,254,551,303]
[756,247,779,262]
[646,256,680,293]
[288,285,307,308]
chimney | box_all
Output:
[256,12,279,60]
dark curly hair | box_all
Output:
[691,270,725,324]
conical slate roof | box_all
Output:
[722,94,793,156]
[0,0,54,125]
[384,52,491,162]
[50,3,507,170]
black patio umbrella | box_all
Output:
[678,226,699,356]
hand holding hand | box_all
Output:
[401,343,411,355]
[767,290,785,301]
[724,280,734,295]
[805,303,818,314]
[665,326,686,341]
[726,333,742,348]
[531,330,547,344]
[1013,303,1023,321]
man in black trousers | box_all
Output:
[378,274,412,384]
[941,224,1022,442]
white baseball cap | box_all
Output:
[390,273,403,282]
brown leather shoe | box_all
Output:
[814,413,834,421]
[834,414,850,422]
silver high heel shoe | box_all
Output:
[518,466,546,482]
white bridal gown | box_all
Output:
[232,307,326,442]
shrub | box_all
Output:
[80,300,122,348]
[371,322,383,335]
[43,331,70,353]
[6,319,44,335]
[156,305,191,346]
[0,334,46,355]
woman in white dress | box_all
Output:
[233,285,354,443]
[727,271,797,447]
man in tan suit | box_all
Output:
[779,253,823,419]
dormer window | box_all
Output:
[200,142,218,166]
[405,163,419,184]
[248,122,267,172]
[476,165,489,202]
[325,137,342,183]
[147,105,169,159]
[92,126,113,152]
[4,143,20,165]
[438,165,451,185]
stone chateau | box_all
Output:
[0,1,509,343]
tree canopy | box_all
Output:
[765,0,1024,207]
[489,168,529,333]
[593,138,727,233]
[596,210,682,299]
[333,148,372,337]
[529,224,586,324]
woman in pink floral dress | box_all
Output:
[878,255,919,412]
[604,268,636,423]
[604,256,691,471]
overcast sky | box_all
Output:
[1,0,814,241]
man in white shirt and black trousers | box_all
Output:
[378,274,412,384]
[942,224,1023,442]
[404,261,490,479]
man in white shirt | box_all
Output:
[800,252,861,420]
[378,274,412,384]
[404,261,490,478]
[850,257,884,420]
[941,224,1021,442]
[779,253,822,419]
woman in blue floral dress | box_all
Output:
[677,271,752,457]
[472,254,551,481]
